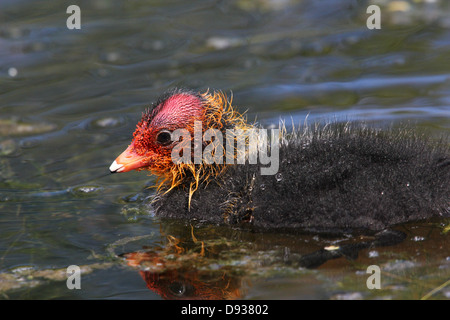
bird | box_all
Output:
[109,88,449,235]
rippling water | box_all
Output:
[0,0,449,300]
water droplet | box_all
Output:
[406,182,410,187]
[275,172,282,182]
[260,184,265,191]
[71,185,103,197]
[106,52,120,62]
[8,67,18,77]
[96,117,120,128]
[369,250,379,258]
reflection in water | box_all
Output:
[116,221,420,300]
[121,224,250,299]
[123,251,246,300]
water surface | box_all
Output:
[0,0,449,299]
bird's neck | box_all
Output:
[156,90,253,208]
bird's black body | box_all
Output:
[152,123,449,234]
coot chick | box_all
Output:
[110,88,449,233]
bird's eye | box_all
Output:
[156,130,172,146]
[168,281,186,297]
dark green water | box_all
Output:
[0,0,449,299]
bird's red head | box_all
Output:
[110,89,205,176]
[109,89,249,193]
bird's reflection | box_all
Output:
[117,221,415,300]
[123,250,246,299]
[120,223,251,299]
